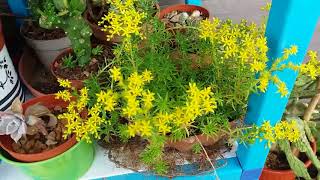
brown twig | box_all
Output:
[303,78,320,122]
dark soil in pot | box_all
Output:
[99,136,231,177]
[19,49,63,96]
[30,61,63,94]
[21,22,66,40]
[265,150,309,170]
[11,107,70,154]
[52,44,114,80]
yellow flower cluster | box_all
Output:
[99,0,146,41]
[55,67,218,141]
[300,50,320,79]
[55,90,72,101]
[105,67,217,138]
[260,121,300,147]
[199,18,268,65]
[199,18,319,98]
[55,79,106,143]
[198,18,298,97]
[57,78,72,88]
[128,82,217,137]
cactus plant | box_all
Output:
[30,0,92,67]
[276,77,320,180]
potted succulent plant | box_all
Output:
[261,52,320,180]
[159,4,210,32]
[0,19,24,111]
[19,0,71,97]
[0,94,94,180]
[20,0,71,70]
[51,1,320,177]
[32,0,114,89]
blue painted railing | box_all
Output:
[236,0,320,179]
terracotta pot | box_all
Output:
[0,95,77,162]
[166,133,225,152]
[260,141,317,180]
[51,48,84,89]
[159,4,210,20]
[18,48,47,97]
[0,20,25,111]
[21,23,71,71]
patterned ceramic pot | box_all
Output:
[0,20,24,111]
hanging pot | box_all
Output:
[0,20,24,111]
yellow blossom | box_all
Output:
[142,90,155,110]
[277,82,288,97]
[96,90,117,112]
[55,90,72,101]
[57,78,72,88]
[110,66,122,82]
[142,70,153,82]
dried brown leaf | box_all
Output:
[25,103,51,117]
[10,97,23,114]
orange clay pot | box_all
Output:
[0,95,77,162]
[50,48,84,89]
[159,4,210,20]
[260,141,317,180]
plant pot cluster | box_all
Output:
[2,1,320,179]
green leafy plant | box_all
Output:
[192,143,202,154]
[62,54,76,68]
[91,45,104,56]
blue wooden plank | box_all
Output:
[240,168,262,180]
[108,157,242,180]
[185,0,202,6]
[236,0,320,173]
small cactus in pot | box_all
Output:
[35,0,92,66]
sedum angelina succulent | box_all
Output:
[0,98,58,145]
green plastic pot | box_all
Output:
[0,140,94,180]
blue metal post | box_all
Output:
[236,0,320,179]
[185,0,202,6]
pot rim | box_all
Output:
[159,4,210,19]
[18,49,47,97]
[0,138,83,166]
